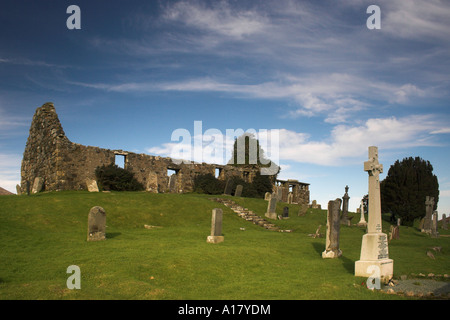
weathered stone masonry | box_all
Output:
[21,103,284,195]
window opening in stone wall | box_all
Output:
[215,168,221,178]
[167,168,177,177]
[115,154,126,169]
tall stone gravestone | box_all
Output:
[341,185,350,226]
[265,193,278,220]
[431,211,439,238]
[357,199,367,227]
[32,177,43,194]
[87,206,106,241]
[322,198,343,258]
[355,146,393,282]
[207,208,224,243]
[224,179,233,195]
[422,196,434,234]
[442,214,448,230]
[234,185,243,197]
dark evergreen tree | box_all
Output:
[380,157,439,226]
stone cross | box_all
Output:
[322,198,343,258]
[207,208,224,243]
[234,184,243,197]
[422,196,434,233]
[355,146,393,282]
[363,146,383,233]
[341,185,350,226]
[87,206,106,241]
[265,193,278,220]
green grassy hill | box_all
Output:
[0,191,448,300]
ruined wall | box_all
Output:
[21,103,270,194]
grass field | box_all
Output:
[0,191,449,300]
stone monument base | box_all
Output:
[87,232,105,242]
[265,212,277,220]
[322,249,342,259]
[354,259,393,283]
[207,236,224,244]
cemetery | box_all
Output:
[0,104,449,300]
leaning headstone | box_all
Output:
[357,199,367,227]
[16,184,22,195]
[31,177,43,194]
[86,179,99,192]
[224,179,233,195]
[355,146,393,282]
[282,206,289,218]
[341,185,350,226]
[234,185,243,197]
[422,196,434,234]
[442,214,448,230]
[264,192,271,201]
[207,208,224,243]
[87,206,106,241]
[389,225,399,241]
[265,193,278,220]
[322,199,343,258]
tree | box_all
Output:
[95,164,144,191]
[380,157,439,226]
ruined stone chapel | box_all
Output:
[20,103,309,205]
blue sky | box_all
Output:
[1,0,449,216]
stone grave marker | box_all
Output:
[224,179,233,195]
[16,184,22,195]
[357,199,367,227]
[265,193,278,220]
[234,184,243,197]
[389,225,399,241]
[264,192,271,201]
[442,214,448,230]
[355,146,393,282]
[287,192,293,204]
[432,211,439,238]
[86,179,99,192]
[32,177,43,194]
[322,198,343,258]
[207,208,224,243]
[87,206,106,241]
[422,196,434,234]
[341,185,350,226]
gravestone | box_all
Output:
[87,206,106,241]
[442,214,448,230]
[389,225,399,241]
[357,199,367,227]
[234,185,243,197]
[276,186,283,201]
[16,184,22,195]
[282,206,289,218]
[355,146,393,282]
[86,179,99,192]
[207,208,224,243]
[422,196,434,234]
[264,192,271,201]
[341,185,350,226]
[431,211,439,238]
[322,198,343,258]
[265,193,278,220]
[32,177,43,194]
[168,174,177,193]
[224,179,233,195]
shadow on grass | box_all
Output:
[106,232,122,239]
[312,241,323,257]
[312,241,355,275]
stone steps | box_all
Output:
[209,198,292,232]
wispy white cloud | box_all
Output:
[0,153,21,194]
